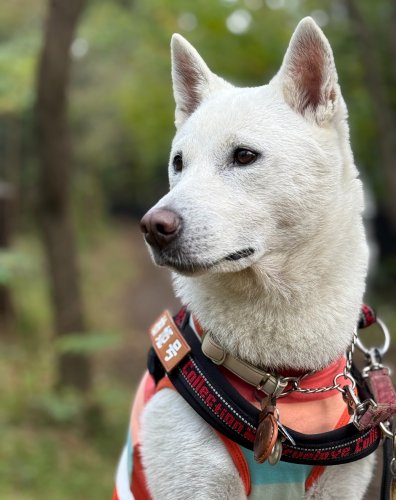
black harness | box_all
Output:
[148,307,393,496]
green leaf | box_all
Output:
[55,332,121,354]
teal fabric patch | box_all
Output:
[126,428,133,479]
[242,447,313,499]
[247,482,307,500]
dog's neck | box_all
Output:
[173,200,368,372]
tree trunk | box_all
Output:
[36,0,91,391]
[388,1,396,86]
[0,182,14,333]
[345,0,396,232]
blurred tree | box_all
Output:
[35,0,91,391]
[345,0,396,229]
[341,0,396,287]
[0,181,14,332]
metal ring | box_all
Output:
[333,372,356,391]
[380,421,394,439]
[356,316,391,356]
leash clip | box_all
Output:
[362,347,385,377]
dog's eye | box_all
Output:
[233,148,258,166]
[173,154,183,173]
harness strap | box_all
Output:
[151,310,381,466]
[357,368,396,430]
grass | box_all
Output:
[0,222,141,500]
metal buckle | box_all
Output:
[353,399,378,429]
[256,374,289,399]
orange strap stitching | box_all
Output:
[215,432,251,496]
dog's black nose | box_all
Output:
[140,208,182,250]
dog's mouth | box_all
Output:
[224,248,255,261]
[154,247,256,275]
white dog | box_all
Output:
[123,17,376,500]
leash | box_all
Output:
[147,306,396,490]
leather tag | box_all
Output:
[253,406,279,463]
[150,310,191,372]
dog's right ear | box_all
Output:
[171,34,231,128]
[276,17,340,125]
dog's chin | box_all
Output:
[151,247,257,276]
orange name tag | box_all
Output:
[149,310,191,372]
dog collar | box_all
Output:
[198,317,348,402]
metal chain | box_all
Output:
[277,329,358,398]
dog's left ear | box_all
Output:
[171,34,231,128]
[277,17,339,124]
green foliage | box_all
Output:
[1,0,395,214]
[71,0,296,210]
[0,249,29,285]
[56,331,121,354]
[0,0,44,113]
[32,390,86,424]
[0,226,138,499]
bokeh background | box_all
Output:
[0,0,395,498]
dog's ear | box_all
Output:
[171,34,231,128]
[277,17,339,124]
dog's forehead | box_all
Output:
[172,85,308,152]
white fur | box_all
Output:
[140,17,373,499]
[141,390,246,500]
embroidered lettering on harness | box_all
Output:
[150,311,191,372]
[181,359,252,438]
[281,426,378,463]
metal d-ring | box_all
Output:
[356,316,391,357]
[333,372,356,392]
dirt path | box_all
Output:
[107,223,180,384]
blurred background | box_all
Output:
[0,0,395,498]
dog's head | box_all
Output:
[140,17,362,278]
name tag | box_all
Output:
[150,310,191,372]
